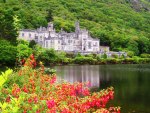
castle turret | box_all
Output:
[47,22,54,31]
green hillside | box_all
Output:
[0,0,150,55]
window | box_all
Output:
[22,33,24,37]
[68,40,72,43]
[29,33,31,38]
[88,42,91,49]
[46,41,48,48]
[95,42,98,46]
[51,40,53,43]
[58,46,61,50]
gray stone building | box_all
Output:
[19,21,100,53]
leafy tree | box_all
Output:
[0,9,17,42]
[29,40,37,49]
[17,40,32,60]
[127,37,139,55]
[0,39,17,65]
[138,37,150,54]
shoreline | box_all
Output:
[1,58,150,67]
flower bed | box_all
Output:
[0,55,120,113]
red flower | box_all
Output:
[28,98,32,103]
[46,100,55,109]
[12,84,21,98]
[22,85,28,93]
[30,54,34,60]
[82,88,90,96]
[61,108,71,113]
[6,96,11,102]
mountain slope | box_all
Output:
[126,0,150,11]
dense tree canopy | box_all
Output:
[0,0,150,55]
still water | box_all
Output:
[54,64,150,113]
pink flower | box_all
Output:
[50,76,56,84]
[46,100,55,109]
[61,108,70,113]
[82,88,90,96]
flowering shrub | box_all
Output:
[0,55,120,113]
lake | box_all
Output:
[54,64,150,113]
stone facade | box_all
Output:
[19,21,100,53]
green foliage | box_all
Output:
[101,53,107,59]
[0,9,19,43]
[123,57,150,64]
[97,58,107,64]
[73,56,97,65]
[33,48,150,65]
[1,0,150,66]
[0,92,26,113]
[127,37,139,55]
[13,15,22,36]
[106,58,122,64]
[37,48,58,65]
[32,44,43,59]
[140,53,150,58]
[29,40,37,49]
[126,50,135,58]
[17,40,32,60]
[0,39,17,65]
[111,54,119,59]
[0,69,13,90]
[44,68,56,75]
[37,48,73,65]
[0,0,150,54]
[123,58,135,64]
[66,52,75,58]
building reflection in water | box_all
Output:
[55,65,100,88]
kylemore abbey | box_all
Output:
[19,21,126,57]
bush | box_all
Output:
[73,56,84,64]
[123,58,134,64]
[63,58,73,64]
[66,52,75,58]
[138,58,150,64]
[37,49,58,65]
[17,43,32,59]
[127,51,134,58]
[106,58,122,64]
[140,53,150,58]
[101,53,107,59]
[111,54,118,59]
[44,68,56,75]
[0,39,17,65]
[73,56,97,64]
[29,40,37,48]
[122,58,150,64]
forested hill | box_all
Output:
[0,0,150,55]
